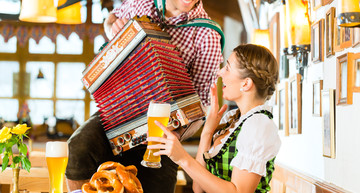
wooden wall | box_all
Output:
[270,164,350,193]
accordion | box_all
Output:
[82,19,206,155]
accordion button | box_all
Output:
[124,133,132,141]
[116,145,122,153]
[117,137,125,145]
[172,119,180,129]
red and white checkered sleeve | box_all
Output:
[191,28,223,106]
[111,0,135,18]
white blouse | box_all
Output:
[207,104,281,177]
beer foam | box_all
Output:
[147,102,171,117]
[45,141,68,157]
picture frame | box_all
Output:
[279,55,289,80]
[277,81,289,136]
[325,7,335,57]
[334,15,343,52]
[340,27,353,49]
[352,27,360,47]
[312,0,323,11]
[336,53,353,105]
[349,53,360,93]
[311,19,324,63]
[313,80,323,117]
[289,73,302,134]
[323,0,333,5]
[322,88,335,158]
[269,12,280,65]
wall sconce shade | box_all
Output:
[283,0,311,78]
[251,29,270,49]
[337,0,360,27]
[57,0,82,24]
[281,0,288,51]
[19,0,57,23]
[285,0,311,48]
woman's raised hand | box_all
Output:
[202,83,228,136]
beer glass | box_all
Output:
[141,101,171,168]
[45,141,68,193]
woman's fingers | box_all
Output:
[154,120,173,137]
[218,104,228,116]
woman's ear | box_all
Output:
[242,78,253,92]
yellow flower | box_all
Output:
[0,126,12,143]
[11,124,31,135]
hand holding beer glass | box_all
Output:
[45,141,68,193]
[141,101,171,168]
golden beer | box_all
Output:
[45,142,68,193]
[141,101,171,168]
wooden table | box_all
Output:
[0,167,68,193]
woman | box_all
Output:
[147,44,281,193]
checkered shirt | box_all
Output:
[204,110,276,192]
[112,0,223,106]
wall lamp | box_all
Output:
[283,0,311,78]
[19,0,82,24]
[251,29,270,50]
[337,0,360,27]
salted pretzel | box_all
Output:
[116,166,143,193]
[82,161,143,193]
[82,170,124,193]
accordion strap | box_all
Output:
[154,0,225,52]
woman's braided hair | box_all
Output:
[233,44,279,100]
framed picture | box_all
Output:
[277,81,289,136]
[352,27,360,47]
[313,80,323,116]
[349,53,360,93]
[289,73,302,134]
[340,27,353,49]
[312,0,323,11]
[323,0,333,5]
[334,15,343,52]
[279,55,289,80]
[311,19,324,63]
[322,88,335,158]
[336,53,354,105]
[270,12,280,65]
[325,7,335,57]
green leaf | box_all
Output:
[21,157,31,172]
[19,143,28,156]
[1,154,9,172]
[13,156,21,164]
[0,143,5,154]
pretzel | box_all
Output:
[97,161,125,171]
[82,170,124,193]
[116,166,143,193]
[82,161,142,193]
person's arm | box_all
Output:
[190,29,223,106]
[147,121,262,193]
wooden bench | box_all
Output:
[0,167,186,193]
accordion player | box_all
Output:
[82,18,207,155]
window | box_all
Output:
[29,37,55,54]
[56,33,83,54]
[26,61,55,98]
[94,35,106,54]
[56,62,85,99]
[0,36,17,53]
[0,61,19,97]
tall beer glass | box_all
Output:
[141,101,171,168]
[45,141,68,193]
